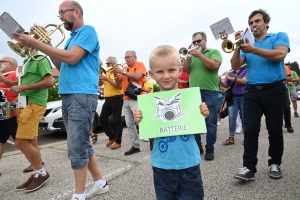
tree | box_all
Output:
[47,80,61,102]
[153,84,160,92]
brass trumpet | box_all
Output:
[7,23,65,61]
[220,30,243,53]
[100,63,125,80]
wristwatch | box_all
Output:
[122,71,127,75]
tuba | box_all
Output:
[179,45,202,59]
[219,30,243,53]
[7,23,65,61]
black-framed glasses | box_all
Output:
[192,39,203,45]
[57,8,76,17]
[124,55,133,59]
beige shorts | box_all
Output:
[289,88,298,101]
[16,103,46,140]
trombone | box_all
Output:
[7,23,65,61]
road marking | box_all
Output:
[50,164,134,200]
[6,140,15,145]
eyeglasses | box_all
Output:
[57,8,76,17]
[124,55,133,59]
[0,60,10,63]
[192,39,203,45]
[106,63,112,65]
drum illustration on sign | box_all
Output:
[152,93,187,122]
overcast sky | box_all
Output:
[1,0,299,74]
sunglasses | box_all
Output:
[0,60,10,63]
[192,39,203,45]
[106,63,112,65]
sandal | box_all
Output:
[91,134,98,144]
[222,136,235,145]
[23,162,45,173]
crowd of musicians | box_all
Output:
[0,0,296,199]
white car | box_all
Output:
[39,98,123,133]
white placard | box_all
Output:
[210,17,235,40]
[0,12,25,39]
[242,27,254,45]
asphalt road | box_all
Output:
[1,104,300,199]
[3,127,105,153]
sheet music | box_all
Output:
[242,27,254,45]
[210,17,235,40]
[0,12,25,39]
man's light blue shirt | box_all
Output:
[59,25,100,95]
[241,32,290,84]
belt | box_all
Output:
[104,94,123,99]
[246,80,284,91]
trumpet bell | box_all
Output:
[179,47,188,57]
[100,67,106,75]
[221,39,235,53]
[221,38,242,53]
[7,41,26,57]
[220,30,243,53]
[179,46,201,59]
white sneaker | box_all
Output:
[71,194,86,200]
[144,138,150,142]
[217,121,221,126]
[235,127,243,134]
[86,182,109,198]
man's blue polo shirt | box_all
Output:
[59,25,100,95]
[241,32,290,84]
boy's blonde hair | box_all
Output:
[149,45,181,70]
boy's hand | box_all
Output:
[134,109,143,125]
[200,102,209,118]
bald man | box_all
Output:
[11,1,108,199]
[0,56,18,176]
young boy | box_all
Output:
[134,45,209,200]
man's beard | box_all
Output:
[64,20,74,31]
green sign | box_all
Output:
[137,87,207,139]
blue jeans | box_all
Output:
[228,95,244,136]
[243,83,286,173]
[194,90,218,150]
[62,94,98,169]
[153,164,204,200]
[216,97,223,114]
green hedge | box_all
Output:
[47,81,61,102]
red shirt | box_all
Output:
[0,70,18,102]
[178,72,189,89]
